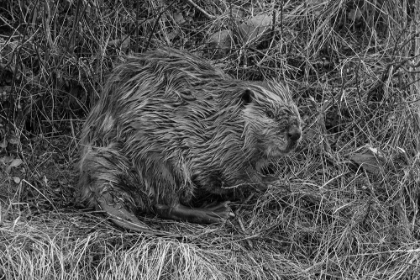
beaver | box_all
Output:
[77,47,302,232]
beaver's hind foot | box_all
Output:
[154,201,234,224]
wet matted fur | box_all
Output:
[77,48,302,231]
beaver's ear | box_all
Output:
[241,89,254,106]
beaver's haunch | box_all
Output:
[77,48,301,231]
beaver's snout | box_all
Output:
[287,125,301,142]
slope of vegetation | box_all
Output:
[1,0,419,279]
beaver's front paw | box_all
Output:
[154,201,234,224]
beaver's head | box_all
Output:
[241,81,302,163]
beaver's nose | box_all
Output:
[287,126,301,142]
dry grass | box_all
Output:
[1,0,420,279]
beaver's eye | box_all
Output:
[266,111,275,119]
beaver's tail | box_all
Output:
[77,145,173,236]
